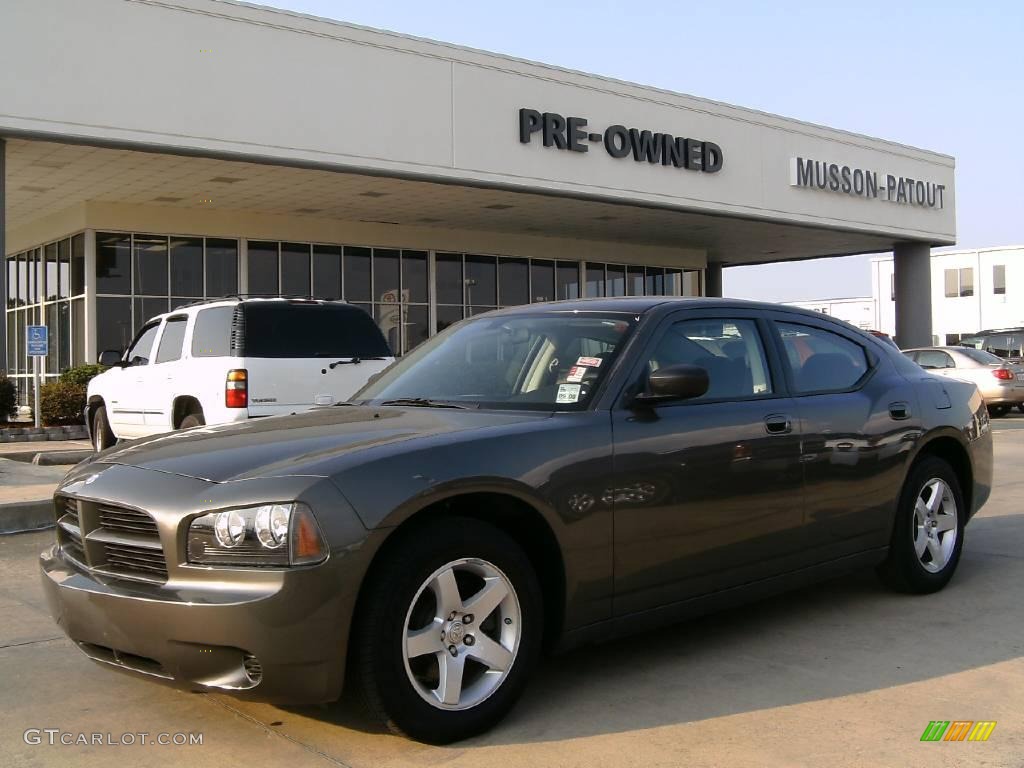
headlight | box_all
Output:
[187,503,327,567]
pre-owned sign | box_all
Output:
[518,108,723,173]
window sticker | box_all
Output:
[556,383,582,403]
[576,356,602,367]
[566,366,587,383]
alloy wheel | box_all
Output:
[913,478,958,573]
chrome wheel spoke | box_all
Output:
[914,527,929,557]
[430,568,463,618]
[935,514,956,533]
[914,498,929,523]
[926,536,944,564]
[436,652,465,706]
[465,633,513,672]
[462,577,509,623]
[406,621,443,659]
[925,481,946,514]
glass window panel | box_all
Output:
[191,306,235,358]
[44,243,59,301]
[247,241,279,295]
[373,248,400,304]
[943,269,958,298]
[281,242,311,297]
[435,253,463,305]
[777,322,869,393]
[45,303,58,374]
[58,301,71,372]
[57,239,70,299]
[437,304,464,333]
[959,267,974,297]
[465,255,497,306]
[171,297,195,312]
[71,234,85,296]
[6,309,14,371]
[205,238,238,298]
[468,306,497,317]
[375,302,401,354]
[170,237,203,297]
[499,258,529,306]
[133,235,168,296]
[343,247,372,302]
[312,245,342,300]
[5,257,15,309]
[134,297,169,335]
[529,259,555,303]
[34,249,44,303]
[606,264,626,297]
[645,267,665,295]
[155,317,188,363]
[402,250,428,304]
[556,261,580,300]
[994,264,1006,295]
[96,297,133,353]
[683,270,700,297]
[627,266,644,296]
[403,305,429,354]
[664,269,682,296]
[96,232,132,295]
[71,299,84,367]
[585,262,606,298]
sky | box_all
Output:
[270,0,1023,302]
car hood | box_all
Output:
[86,406,551,483]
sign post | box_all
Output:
[27,325,48,429]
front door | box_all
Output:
[107,320,161,437]
[611,312,806,616]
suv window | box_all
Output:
[914,349,955,369]
[191,306,234,358]
[777,322,869,393]
[124,322,160,366]
[645,318,772,400]
[155,316,187,363]
[240,302,391,359]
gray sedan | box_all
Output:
[904,346,1024,416]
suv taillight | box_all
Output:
[992,368,1014,381]
[226,369,248,408]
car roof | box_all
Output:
[486,296,839,319]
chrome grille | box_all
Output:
[53,496,168,583]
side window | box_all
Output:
[645,318,772,400]
[124,323,160,366]
[191,306,234,358]
[777,322,870,393]
[155,317,187,364]
[916,349,954,369]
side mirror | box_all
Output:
[98,350,123,367]
[633,364,709,406]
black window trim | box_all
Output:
[765,313,877,397]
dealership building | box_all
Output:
[1,0,957,402]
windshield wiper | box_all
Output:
[328,356,387,369]
[378,398,473,409]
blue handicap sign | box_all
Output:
[27,325,48,357]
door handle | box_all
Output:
[889,401,911,420]
[764,414,792,435]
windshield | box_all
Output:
[958,347,1004,365]
[354,311,638,410]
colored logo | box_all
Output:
[920,721,996,742]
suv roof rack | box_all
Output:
[171,294,346,310]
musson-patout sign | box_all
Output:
[790,157,946,209]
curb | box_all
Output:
[0,450,92,465]
[0,500,54,535]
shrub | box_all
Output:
[59,363,107,387]
[0,373,16,421]
[39,379,88,426]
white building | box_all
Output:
[786,297,876,331]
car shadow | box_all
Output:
[281,510,1024,746]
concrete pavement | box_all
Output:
[2,420,1023,766]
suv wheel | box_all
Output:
[878,455,965,593]
[353,517,542,744]
[179,411,205,430]
[92,405,115,452]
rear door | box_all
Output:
[240,302,394,416]
[143,314,188,431]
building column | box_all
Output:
[893,241,933,348]
[704,262,723,297]
[0,138,6,372]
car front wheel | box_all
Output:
[878,455,965,593]
[352,517,542,744]
[91,405,116,452]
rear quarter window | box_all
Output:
[191,306,234,358]
[240,302,391,359]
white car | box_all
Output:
[86,298,394,451]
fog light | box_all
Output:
[214,510,246,547]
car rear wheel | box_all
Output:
[352,517,542,744]
[92,405,115,452]
[179,411,205,430]
[877,455,965,593]
[988,405,1010,417]
[1018,404,1024,414]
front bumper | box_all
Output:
[39,462,383,704]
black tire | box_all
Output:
[352,517,543,744]
[92,405,115,452]
[987,405,1009,418]
[1017,403,1024,414]
[877,455,966,594]
[179,412,205,429]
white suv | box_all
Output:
[86,298,394,451]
